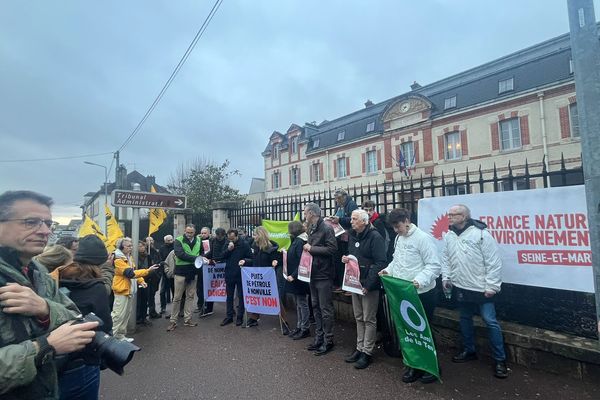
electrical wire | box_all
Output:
[0,152,114,163]
[117,0,224,152]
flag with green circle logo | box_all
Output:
[381,275,440,380]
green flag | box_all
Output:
[261,213,300,251]
[381,275,440,380]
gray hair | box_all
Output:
[164,234,174,241]
[304,202,321,217]
[352,209,369,224]
[185,223,196,230]
[201,226,211,233]
[116,237,132,250]
[454,204,471,218]
[0,190,53,220]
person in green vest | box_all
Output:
[167,224,200,331]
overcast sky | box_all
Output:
[0,0,597,223]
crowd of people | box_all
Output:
[0,188,508,399]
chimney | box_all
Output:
[410,81,422,90]
[146,175,156,189]
[364,99,374,108]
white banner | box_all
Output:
[241,266,281,315]
[417,185,593,293]
[202,262,227,302]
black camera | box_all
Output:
[72,313,140,375]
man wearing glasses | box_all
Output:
[441,204,508,379]
[0,190,99,399]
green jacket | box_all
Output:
[0,247,80,399]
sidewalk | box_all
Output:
[99,303,599,400]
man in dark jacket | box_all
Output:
[221,229,252,327]
[205,227,227,262]
[196,227,214,317]
[303,202,338,355]
[342,209,386,369]
[330,189,357,290]
[167,224,200,331]
[159,235,174,314]
[144,236,162,319]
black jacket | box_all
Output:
[284,236,310,295]
[307,217,338,281]
[205,237,228,262]
[244,240,280,268]
[334,196,358,229]
[348,225,386,291]
[222,239,252,281]
[159,242,174,261]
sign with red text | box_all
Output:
[342,255,363,295]
[202,262,226,302]
[418,185,593,293]
[298,250,313,283]
[241,267,281,315]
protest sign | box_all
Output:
[202,262,227,302]
[418,185,593,292]
[202,239,210,254]
[241,266,280,315]
[261,213,301,251]
[324,218,346,237]
[381,275,440,380]
[342,255,363,295]
[298,250,313,283]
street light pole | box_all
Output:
[84,161,109,236]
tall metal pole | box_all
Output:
[567,0,600,341]
[114,151,120,220]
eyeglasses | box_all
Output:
[0,218,55,230]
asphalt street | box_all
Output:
[99,303,599,400]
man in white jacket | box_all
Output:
[441,204,508,379]
[379,208,441,384]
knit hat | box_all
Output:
[74,235,108,265]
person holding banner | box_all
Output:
[221,229,253,327]
[239,226,288,332]
[196,227,214,317]
[441,204,508,379]
[303,202,338,356]
[285,221,311,340]
[330,189,357,292]
[342,209,386,369]
[379,208,441,383]
[167,224,201,331]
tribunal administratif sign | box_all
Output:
[418,185,593,293]
[112,190,187,210]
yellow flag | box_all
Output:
[149,185,167,236]
[105,205,124,253]
[79,214,107,243]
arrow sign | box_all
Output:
[112,190,187,210]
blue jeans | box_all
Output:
[459,301,506,361]
[59,364,100,400]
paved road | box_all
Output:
[100,303,599,400]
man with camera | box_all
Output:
[0,190,99,399]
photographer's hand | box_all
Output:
[0,283,49,318]
[47,321,99,355]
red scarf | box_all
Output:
[369,212,380,224]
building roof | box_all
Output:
[248,178,265,195]
[265,29,574,156]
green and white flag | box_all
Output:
[261,213,300,251]
[381,275,440,380]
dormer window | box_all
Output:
[444,96,456,109]
[337,130,345,141]
[366,121,375,132]
[498,78,514,94]
[290,137,298,154]
[272,144,280,160]
[312,138,320,149]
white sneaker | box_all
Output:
[121,337,134,343]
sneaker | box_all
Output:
[166,322,177,332]
[120,337,135,343]
[288,328,301,338]
[184,320,198,327]
[199,311,214,318]
[494,361,509,379]
[452,350,478,363]
[245,318,258,328]
[220,318,233,326]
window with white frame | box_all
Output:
[337,130,345,141]
[272,144,279,159]
[499,118,521,150]
[501,177,528,191]
[444,184,467,196]
[290,137,298,154]
[366,150,377,173]
[337,157,347,178]
[445,132,461,160]
[272,172,280,189]
[312,138,320,149]
[312,163,321,181]
[401,141,415,167]
[366,121,375,132]
[498,77,514,94]
[444,96,457,109]
[291,167,300,186]
[569,103,580,137]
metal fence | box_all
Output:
[228,155,597,339]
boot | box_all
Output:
[344,350,362,363]
[354,352,372,369]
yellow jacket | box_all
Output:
[112,256,149,296]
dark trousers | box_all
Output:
[419,287,437,323]
[136,286,148,322]
[160,274,173,310]
[147,278,160,316]
[310,278,335,344]
[196,270,214,313]
[225,275,244,320]
[58,364,100,400]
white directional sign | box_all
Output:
[112,190,187,210]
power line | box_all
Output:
[117,0,224,152]
[0,152,114,163]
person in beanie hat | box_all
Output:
[73,234,114,294]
